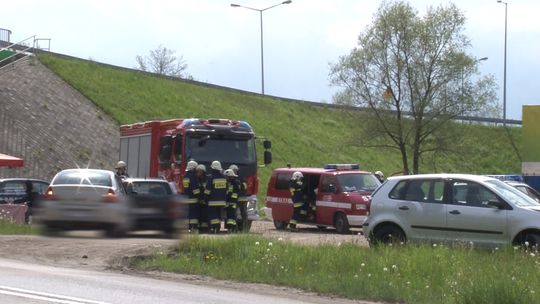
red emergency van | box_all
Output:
[266,164,380,234]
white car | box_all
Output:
[363,174,540,248]
[35,169,131,237]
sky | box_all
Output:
[3,0,539,120]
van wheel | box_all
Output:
[274,220,288,230]
[372,225,405,246]
[334,213,350,234]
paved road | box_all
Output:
[0,258,356,304]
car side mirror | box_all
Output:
[487,199,505,209]
[263,139,272,150]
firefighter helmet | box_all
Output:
[186,160,198,171]
[374,171,384,179]
[115,161,127,169]
[196,164,206,172]
[223,169,237,177]
[211,160,222,171]
[229,164,239,173]
[292,171,303,180]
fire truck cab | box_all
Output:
[266,164,380,234]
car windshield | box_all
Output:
[185,135,256,164]
[337,173,380,192]
[485,180,540,207]
[53,171,112,187]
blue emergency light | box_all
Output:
[324,164,360,170]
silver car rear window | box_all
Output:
[53,171,112,187]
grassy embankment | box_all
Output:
[134,235,540,304]
[38,53,521,202]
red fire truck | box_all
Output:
[119,118,272,230]
[266,164,380,234]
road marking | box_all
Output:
[0,285,110,304]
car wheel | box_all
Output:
[105,225,127,238]
[273,220,288,230]
[334,213,350,234]
[372,225,406,246]
[42,224,61,237]
[522,233,540,249]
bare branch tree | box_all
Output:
[135,45,190,79]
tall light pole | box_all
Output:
[497,0,508,126]
[231,1,292,95]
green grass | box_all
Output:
[0,220,39,235]
[134,235,540,304]
[37,54,522,203]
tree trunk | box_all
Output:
[399,142,409,175]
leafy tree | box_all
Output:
[136,45,190,78]
[330,1,499,174]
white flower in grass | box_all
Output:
[531,252,536,257]
[525,241,530,247]
[512,276,516,281]
[278,237,283,241]
[425,285,430,289]
[392,265,397,270]
[361,263,365,267]
[256,260,260,264]
[383,267,388,272]
[432,243,437,248]
[354,274,358,278]
[255,241,260,245]
[266,248,270,252]
[406,281,411,285]
[268,242,273,246]
[367,273,372,277]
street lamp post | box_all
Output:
[497,0,508,126]
[231,1,292,95]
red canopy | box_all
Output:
[0,153,24,167]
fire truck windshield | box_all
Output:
[337,173,380,192]
[185,135,256,164]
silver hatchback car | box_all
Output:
[35,169,131,237]
[363,174,540,248]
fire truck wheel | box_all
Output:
[273,220,288,230]
[334,213,350,234]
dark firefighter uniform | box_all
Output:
[225,173,240,231]
[183,168,200,230]
[196,165,209,232]
[288,177,304,229]
[205,168,227,233]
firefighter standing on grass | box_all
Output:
[196,164,209,232]
[230,164,248,231]
[224,169,240,233]
[288,171,304,231]
[183,160,199,231]
[205,161,227,234]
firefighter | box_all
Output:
[374,171,385,183]
[196,164,209,233]
[230,164,248,231]
[183,160,199,232]
[205,160,227,234]
[115,161,129,179]
[224,169,240,233]
[289,171,304,231]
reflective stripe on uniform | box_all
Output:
[208,201,226,206]
[185,198,198,204]
[289,219,298,225]
[193,189,201,195]
[189,219,199,224]
[231,193,238,199]
[183,178,190,188]
[210,219,221,225]
[226,219,237,226]
[293,202,304,208]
